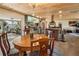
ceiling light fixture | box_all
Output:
[30,4,42,19]
[59,10,63,19]
[30,3,37,16]
[59,10,62,13]
[37,16,39,17]
[59,14,62,17]
[31,3,36,9]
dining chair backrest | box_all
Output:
[49,30,56,55]
[31,40,40,53]
[1,32,10,55]
[49,38,55,56]
[45,29,48,36]
[0,35,8,56]
[50,29,58,40]
[0,46,3,56]
[39,38,49,56]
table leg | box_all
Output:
[19,50,24,56]
[23,52,27,56]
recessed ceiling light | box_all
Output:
[40,17,42,18]
[59,10,62,13]
[59,15,62,17]
[32,14,35,16]
[37,16,39,17]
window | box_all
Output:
[26,16,40,27]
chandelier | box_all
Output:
[31,3,36,9]
[29,3,43,18]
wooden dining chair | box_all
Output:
[0,32,19,56]
[39,38,49,56]
[0,35,8,56]
[30,38,49,56]
[1,32,10,55]
[51,30,59,40]
[48,30,56,56]
[49,38,55,56]
[30,40,40,56]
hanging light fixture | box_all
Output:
[31,3,41,9]
[29,3,43,18]
[31,3,36,9]
[30,3,37,16]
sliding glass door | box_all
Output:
[0,20,3,33]
[0,20,21,35]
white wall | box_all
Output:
[55,20,70,29]
[54,19,79,29]
[45,15,78,29]
[0,8,25,35]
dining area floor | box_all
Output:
[7,33,79,56]
[0,33,79,56]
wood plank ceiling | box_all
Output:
[0,3,79,20]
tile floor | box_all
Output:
[1,33,79,56]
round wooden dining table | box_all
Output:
[13,34,48,56]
